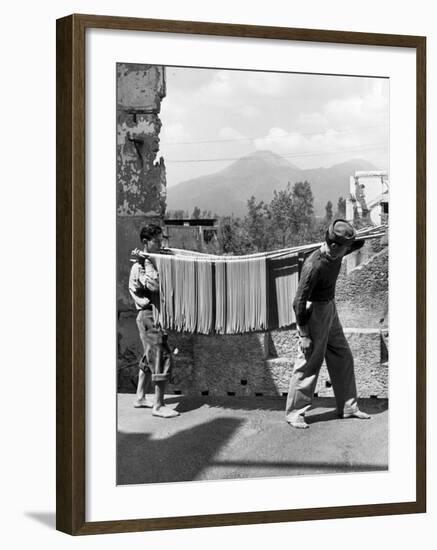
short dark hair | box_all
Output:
[140,224,163,243]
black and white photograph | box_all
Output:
[116,63,389,485]
[1,0,432,544]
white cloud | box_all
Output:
[160,122,191,144]
[254,124,378,164]
[243,72,290,96]
[160,98,187,122]
[297,111,329,131]
[195,69,294,110]
[254,127,307,154]
[218,126,247,140]
[239,104,261,118]
[307,80,389,130]
[198,71,233,104]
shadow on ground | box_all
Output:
[118,417,244,484]
[117,395,389,485]
[162,395,388,418]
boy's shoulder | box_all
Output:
[129,259,147,274]
[304,248,323,269]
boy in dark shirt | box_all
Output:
[286,219,371,429]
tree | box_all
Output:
[270,183,294,247]
[239,181,316,251]
[217,215,251,255]
[165,209,185,219]
[324,200,333,223]
[191,206,201,219]
[217,180,320,254]
[290,180,314,234]
[311,218,328,242]
[244,196,272,251]
[335,196,346,219]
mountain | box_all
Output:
[166,150,378,218]
[302,158,379,216]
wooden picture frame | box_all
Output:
[56,13,426,535]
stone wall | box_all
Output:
[336,246,388,328]
[192,333,267,396]
[118,324,388,398]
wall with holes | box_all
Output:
[118,319,388,399]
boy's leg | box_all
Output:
[134,367,153,408]
[134,310,154,408]
[152,337,179,418]
[285,302,333,427]
[325,307,370,419]
[285,349,322,427]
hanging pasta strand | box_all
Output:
[196,258,213,334]
[215,259,227,334]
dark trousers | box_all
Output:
[285,300,359,422]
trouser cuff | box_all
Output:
[339,404,359,417]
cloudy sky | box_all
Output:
[158,66,389,187]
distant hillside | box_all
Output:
[166,150,377,218]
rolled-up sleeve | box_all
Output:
[129,263,150,309]
[144,259,160,292]
[293,260,320,326]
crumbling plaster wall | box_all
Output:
[117,63,167,218]
[117,63,167,310]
